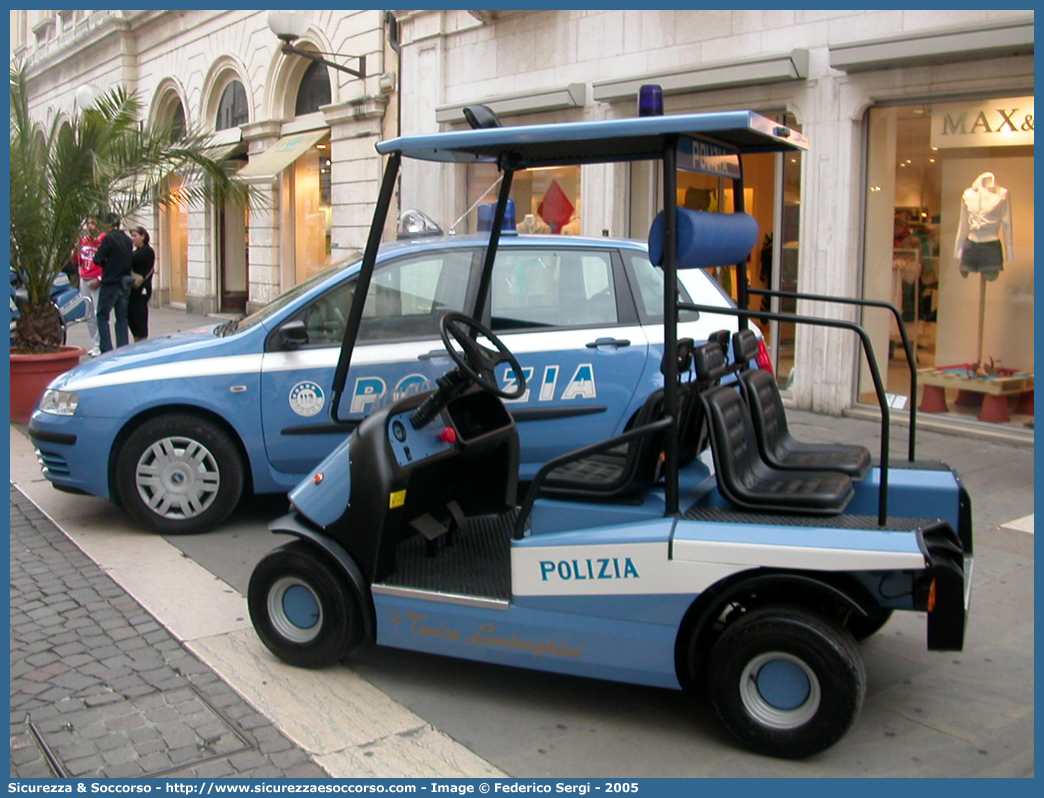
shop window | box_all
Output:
[160,98,189,305]
[465,164,582,235]
[636,114,801,387]
[860,98,1034,430]
[292,136,333,284]
[216,80,248,131]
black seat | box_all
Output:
[694,342,854,515]
[541,386,670,499]
[731,329,871,480]
[542,340,707,499]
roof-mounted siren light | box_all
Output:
[398,209,443,239]
[477,199,517,234]
[638,84,664,117]
[463,104,502,130]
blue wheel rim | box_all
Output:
[282,584,321,630]
[739,651,821,729]
[268,576,323,644]
[756,658,811,710]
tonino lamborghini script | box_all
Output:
[539,557,640,581]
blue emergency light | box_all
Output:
[638,84,664,117]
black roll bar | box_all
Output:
[512,417,675,539]
[661,137,680,517]
[331,153,402,421]
[471,166,516,324]
[750,287,917,461]
[680,302,892,526]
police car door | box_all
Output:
[488,246,649,476]
[260,249,475,477]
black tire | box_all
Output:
[706,605,866,759]
[846,607,893,641]
[115,413,245,534]
[248,541,364,668]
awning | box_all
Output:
[237,128,328,179]
[204,143,243,162]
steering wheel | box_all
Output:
[440,312,526,400]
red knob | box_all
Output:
[438,426,457,444]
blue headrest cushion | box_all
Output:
[648,208,759,270]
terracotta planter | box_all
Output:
[9,346,86,424]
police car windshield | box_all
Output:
[224,253,362,336]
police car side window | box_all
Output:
[490,249,618,330]
[291,251,472,348]
[358,251,472,342]
[625,252,699,323]
[299,280,354,347]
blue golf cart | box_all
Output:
[247,108,971,758]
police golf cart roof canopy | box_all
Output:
[376,110,808,166]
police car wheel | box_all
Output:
[248,541,363,668]
[707,605,866,759]
[846,607,893,640]
[116,413,244,534]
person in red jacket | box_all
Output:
[72,217,105,356]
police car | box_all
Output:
[28,234,761,533]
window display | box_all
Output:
[466,164,580,235]
[860,98,1034,430]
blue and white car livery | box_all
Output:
[29,234,755,533]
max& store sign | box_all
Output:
[931,97,1034,149]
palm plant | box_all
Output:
[10,63,253,353]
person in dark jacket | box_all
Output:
[92,213,134,352]
[128,226,155,341]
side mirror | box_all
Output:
[277,319,309,350]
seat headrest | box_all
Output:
[708,329,731,356]
[662,337,695,376]
[732,328,759,364]
[693,341,728,383]
[648,208,759,270]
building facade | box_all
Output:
[11,10,1034,439]
[11,9,397,316]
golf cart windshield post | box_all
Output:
[661,137,680,517]
[331,152,402,422]
[470,166,515,323]
[750,287,918,462]
[680,301,892,526]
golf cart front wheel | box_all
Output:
[248,541,363,668]
[706,605,866,759]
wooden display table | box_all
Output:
[918,365,1034,423]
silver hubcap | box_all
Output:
[739,651,821,730]
[135,435,220,520]
[268,577,323,643]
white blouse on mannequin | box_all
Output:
[953,171,1014,261]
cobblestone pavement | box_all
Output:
[9,485,328,779]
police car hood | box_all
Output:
[49,322,239,392]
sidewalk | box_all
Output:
[10,484,327,779]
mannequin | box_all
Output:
[953,172,1013,376]
[953,171,1013,280]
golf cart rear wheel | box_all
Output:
[706,605,866,759]
[116,413,244,534]
[248,541,363,668]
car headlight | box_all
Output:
[38,389,80,416]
